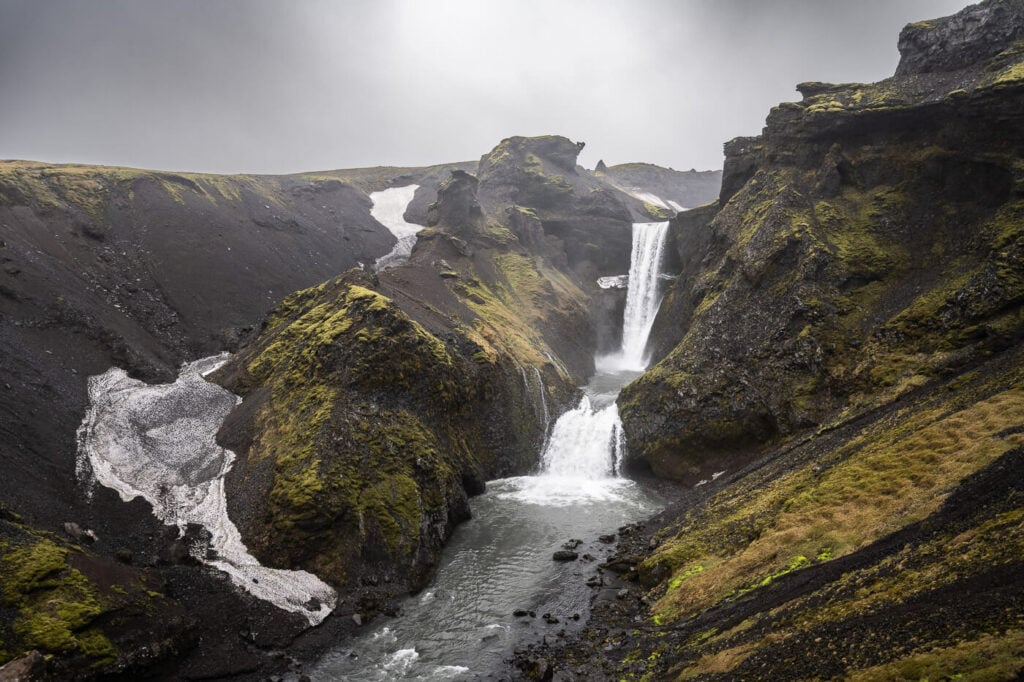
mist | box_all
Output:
[0,0,974,174]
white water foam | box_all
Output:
[383,648,420,675]
[76,354,336,625]
[371,185,423,271]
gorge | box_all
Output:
[2,1,1024,680]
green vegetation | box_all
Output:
[850,630,1024,681]
[229,274,489,585]
[0,534,115,666]
[648,384,1024,625]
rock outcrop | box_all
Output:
[0,160,471,678]
[896,0,1024,75]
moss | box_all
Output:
[230,274,494,584]
[0,537,114,665]
[667,563,704,591]
[994,59,1024,85]
[815,189,910,278]
[647,385,1024,625]
[850,629,1024,680]
[448,253,585,376]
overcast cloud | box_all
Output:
[0,0,973,174]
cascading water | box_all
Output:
[313,221,670,680]
[537,221,669,479]
[610,220,670,372]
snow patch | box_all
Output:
[76,354,336,625]
[371,185,423,271]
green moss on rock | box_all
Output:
[0,535,114,666]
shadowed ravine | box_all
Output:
[311,222,671,679]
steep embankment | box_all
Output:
[0,131,720,675]
[521,2,1024,679]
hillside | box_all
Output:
[596,162,722,214]
[519,1,1024,679]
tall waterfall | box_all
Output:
[538,221,669,481]
[619,221,670,370]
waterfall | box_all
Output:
[539,222,669,480]
[619,221,670,369]
[541,397,622,478]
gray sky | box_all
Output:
[0,0,973,174]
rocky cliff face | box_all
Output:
[621,0,1024,483]
[0,131,723,677]
[526,3,1024,679]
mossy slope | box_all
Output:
[0,512,189,677]
[621,28,1024,483]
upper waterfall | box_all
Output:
[620,221,670,369]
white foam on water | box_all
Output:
[371,185,423,270]
[76,354,336,625]
[667,200,687,212]
[372,626,397,644]
[489,475,641,507]
[382,648,419,674]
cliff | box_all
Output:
[0,133,723,677]
[0,159,474,678]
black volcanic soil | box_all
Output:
[0,161,468,679]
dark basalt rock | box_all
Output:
[426,169,483,236]
[620,2,1024,482]
[896,0,1024,76]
